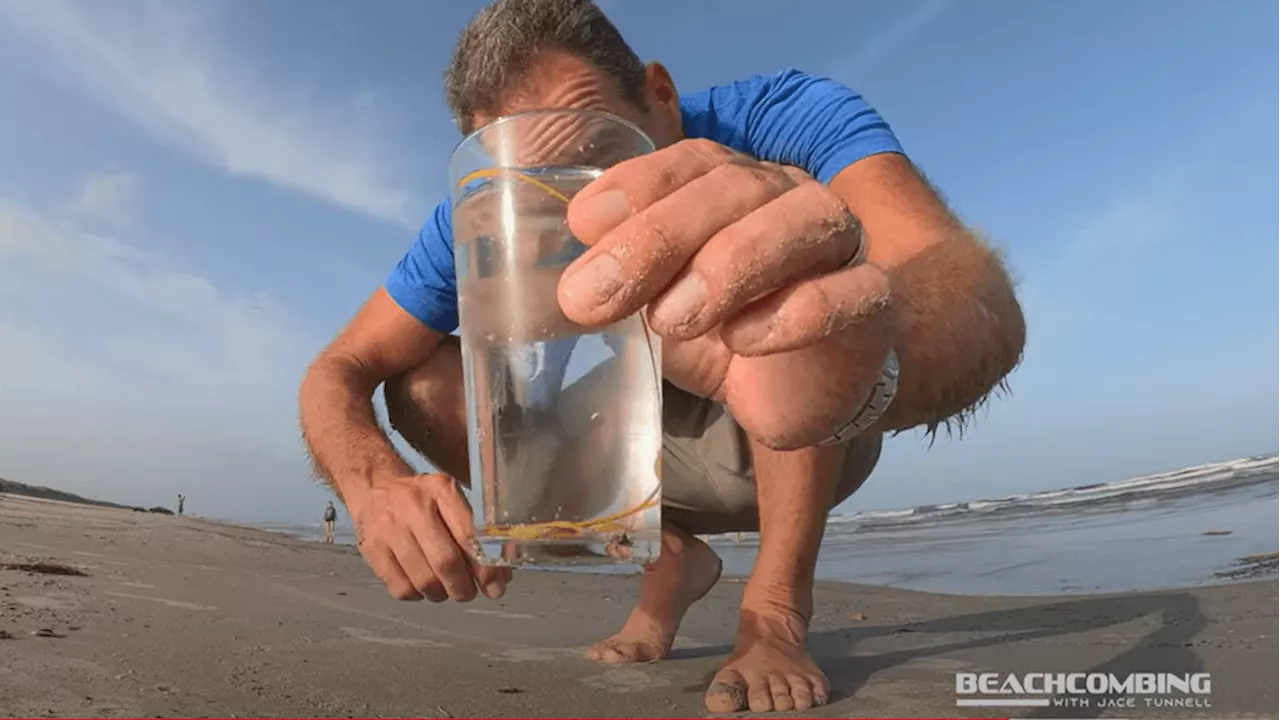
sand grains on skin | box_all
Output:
[585,523,723,664]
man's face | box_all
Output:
[469,51,682,153]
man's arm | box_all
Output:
[303,200,459,497]
[299,288,443,503]
[697,69,1024,435]
[829,153,1026,435]
[301,288,511,602]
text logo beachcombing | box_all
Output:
[955,672,1212,711]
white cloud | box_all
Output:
[0,0,420,228]
[0,179,323,520]
[1062,192,1178,264]
[0,196,301,393]
[62,172,140,228]
[835,0,952,78]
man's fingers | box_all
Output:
[567,138,738,240]
[366,545,423,601]
[391,532,449,602]
[647,181,863,339]
[407,502,478,603]
[435,480,512,600]
[560,157,796,327]
[720,262,892,357]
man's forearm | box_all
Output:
[298,354,416,503]
[875,232,1026,435]
[827,155,1025,437]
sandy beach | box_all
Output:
[1,493,1275,719]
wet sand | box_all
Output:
[1,493,1275,718]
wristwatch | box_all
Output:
[819,348,899,446]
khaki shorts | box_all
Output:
[659,382,882,535]
[477,344,881,536]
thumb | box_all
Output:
[434,477,512,599]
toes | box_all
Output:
[746,673,775,713]
[810,671,831,707]
[602,643,642,663]
[787,674,816,710]
[768,677,796,712]
[707,666,828,713]
[585,640,661,664]
[705,669,749,713]
[604,541,634,560]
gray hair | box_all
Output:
[444,0,648,134]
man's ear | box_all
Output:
[643,61,682,135]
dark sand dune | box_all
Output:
[0,478,173,515]
[1,493,1275,718]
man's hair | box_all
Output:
[444,0,648,134]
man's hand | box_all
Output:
[348,473,511,603]
[559,138,894,448]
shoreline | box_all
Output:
[241,511,1280,601]
[2,492,1277,718]
[10,490,1275,600]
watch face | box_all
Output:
[884,349,900,379]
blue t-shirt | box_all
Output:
[385,68,905,335]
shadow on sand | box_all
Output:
[672,591,1206,716]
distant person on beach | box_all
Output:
[298,0,1025,713]
[176,494,185,516]
[323,501,337,544]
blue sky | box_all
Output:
[0,0,1275,524]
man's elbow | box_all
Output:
[959,274,1026,422]
[299,348,372,413]
[962,238,1026,390]
[886,231,1027,436]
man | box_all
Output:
[323,501,338,544]
[176,494,185,516]
[299,0,1025,713]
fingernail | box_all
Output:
[562,252,622,309]
[648,272,707,333]
[484,580,506,600]
[572,189,630,231]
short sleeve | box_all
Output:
[384,199,460,334]
[679,69,904,184]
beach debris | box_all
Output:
[1241,551,1276,563]
[0,561,89,577]
[1202,530,1233,536]
[33,628,63,638]
[1214,551,1279,580]
[0,630,14,640]
[495,687,524,694]
[847,612,868,621]
[436,705,452,718]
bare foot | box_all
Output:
[585,523,722,663]
[704,607,829,713]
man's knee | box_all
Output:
[382,336,466,447]
[660,386,882,535]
